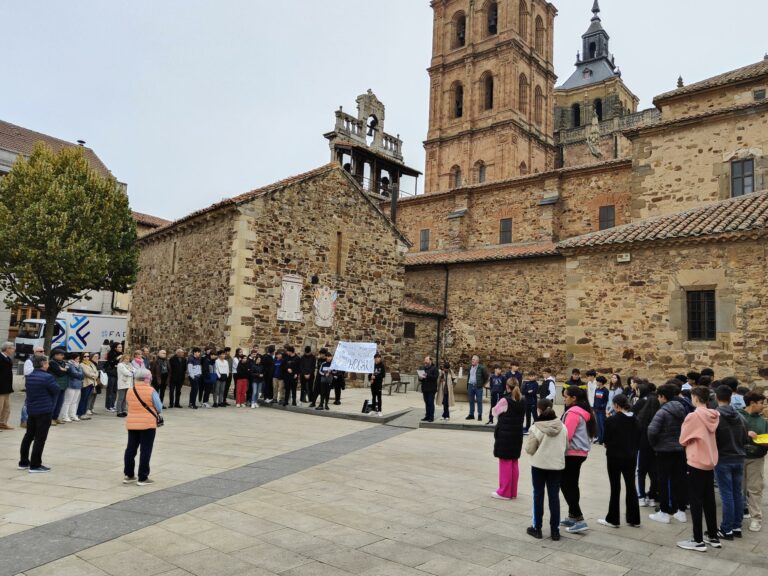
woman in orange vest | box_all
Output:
[123,368,162,486]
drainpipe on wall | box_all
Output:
[436,264,450,366]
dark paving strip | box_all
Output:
[0,424,408,576]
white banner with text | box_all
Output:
[330,342,377,374]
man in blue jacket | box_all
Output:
[19,355,60,473]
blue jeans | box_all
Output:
[715,460,744,533]
[423,390,435,421]
[77,386,93,417]
[595,410,606,444]
[52,388,64,419]
[490,391,502,421]
[532,466,561,532]
[20,401,28,425]
[468,386,484,419]
[251,381,263,405]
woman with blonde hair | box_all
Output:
[491,378,526,500]
[77,353,99,420]
[436,361,456,421]
[115,354,134,418]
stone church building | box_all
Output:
[395,0,768,385]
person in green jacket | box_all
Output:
[739,391,768,532]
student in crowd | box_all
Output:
[606,374,623,415]
[560,386,596,534]
[186,348,201,409]
[677,386,721,552]
[150,350,169,408]
[634,382,660,507]
[368,353,386,416]
[300,346,316,406]
[115,354,134,418]
[436,361,456,421]
[488,366,506,425]
[565,368,584,393]
[273,350,284,405]
[491,379,525,500]
[586,369,598,408]
[592,376,609,445]
[465,355,488,422]
[214,350,230,408]
[105,342,122,412]
[60,353,84,423]
[77,353,98,420]
[731,386,747,411]
[234,351,250,407]
[283,346,301,406]
[316,351,333,411]
[248,351,265,408]
[505,362,523,391]
[740,391,768,532]
[48,348,69,425]
[521,371,539,431]
[599,394,641,528]
[123,368,162,486]
[18,355,59,473]
[224,347,234,406]
[526,399,567,541]
[714,385,748,540]
[418,356,438,422]
[539,369,557,404]
[332,367,346,405]
[262,345,275,404]
[168,349,187,409]
[647,382,690,524]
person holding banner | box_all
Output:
[418,356,439,422]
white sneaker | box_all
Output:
[639,497,650,507]
[61,418,72,423]
[72,417,80,422]
[649,511,671,524]
[87,410,94,416]
[677,539,706,552]
[673,511,688,523]
[491,491,511,500]
[598,519,619,528]
[750,519,762,532]
[377,412,382,417]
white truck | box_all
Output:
[14,313,128,358]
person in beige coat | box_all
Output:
[436,362,456,421]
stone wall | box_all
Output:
[405,257,567,374]
[630,106,768,219]
[659,78,768,121]
[401,314,440,374]
[564,239,768,385]
[129,210,236,349]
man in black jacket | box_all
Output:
[300,346,317,406]
[283,345,301,406]
[0,341,16,430]
[261,346,275,403]
[168,349,187,409]
[418,356,439,422]
[368,353,386,415]
[714,385,749,539]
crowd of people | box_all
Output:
[418,355,767,553]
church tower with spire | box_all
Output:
[553,0,640,166]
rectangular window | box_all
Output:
[419,229,430,252]
[336,231,343,275]
[171,241,178,274]
[404,322,416,339]
[599,205,616,231]
[687,290,716,341]
[754,89,766,101]
[731,159,754,197]
[499,218,512,244]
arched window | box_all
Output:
[535,16,545,54]
[487,2,498,36]
[572,103,581,127]
[475,161,487,183]
[453,12,467,48]
[450,166,463,189]
[483,73,494,110]
[518,74,529,114]
[453,83,464,118]
[534,86,544,125]
[519,1,528,39]
[594,98,603,121]
[519,162,528,175]
[589,41,597,59]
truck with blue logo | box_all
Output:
[14,313,128,358]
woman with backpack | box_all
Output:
[491,379,525,500]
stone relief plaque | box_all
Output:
[313,286,338,328]
[277,274,304,322]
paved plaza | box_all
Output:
[0,388,766,576]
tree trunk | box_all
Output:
[42,304,60,355]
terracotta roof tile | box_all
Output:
[402,299,444,317]
[558,191,768,250]
[405,241,559,267]
[655,58,768,103]
[132,211,171,228]
[0,119,112,178]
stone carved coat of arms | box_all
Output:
[313,286,338,328]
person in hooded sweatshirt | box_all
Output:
[713,385,748,540]
[559,386,596,534]
[599,394,641,528]
[647,382,690,524]
[491,379,525,500]
[525,399,568,541]
[677,386,721,553]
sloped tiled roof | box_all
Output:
[655,58,768,103]
[0,119,112,178]
[401,299,444,317]
[405,241,559,267]
[132,211,171,228]
[558,191,768,250]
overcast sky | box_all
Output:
[2,1,767,221]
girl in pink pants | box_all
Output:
[492,379,526,499]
